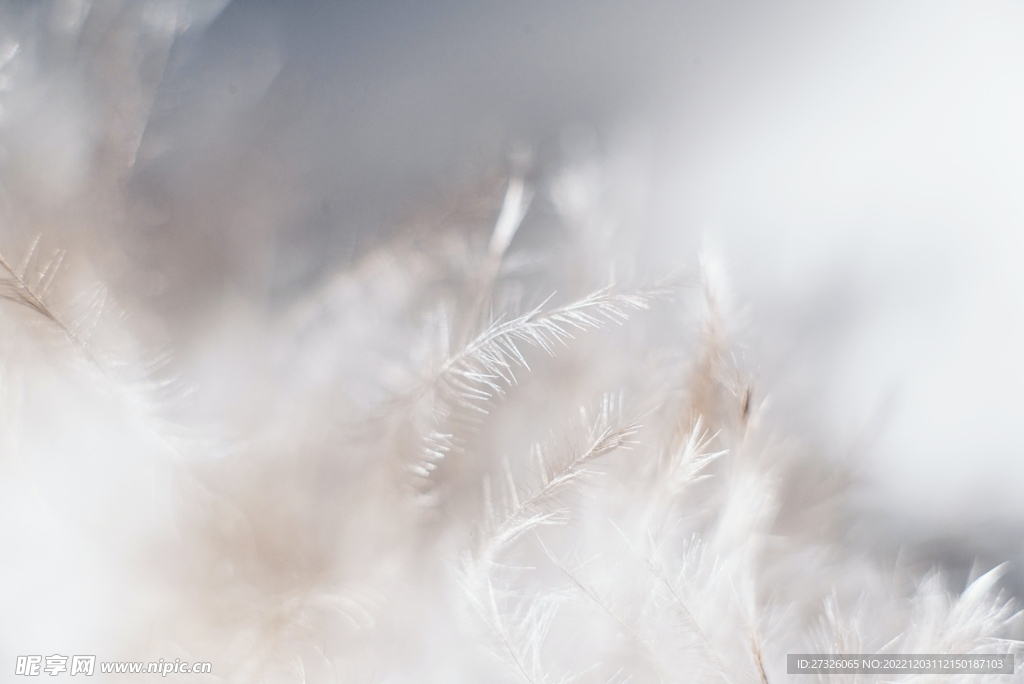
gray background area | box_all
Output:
[123,1,1024,555]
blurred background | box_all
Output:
[133,0,1023,527]
[4,0,1024,577]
